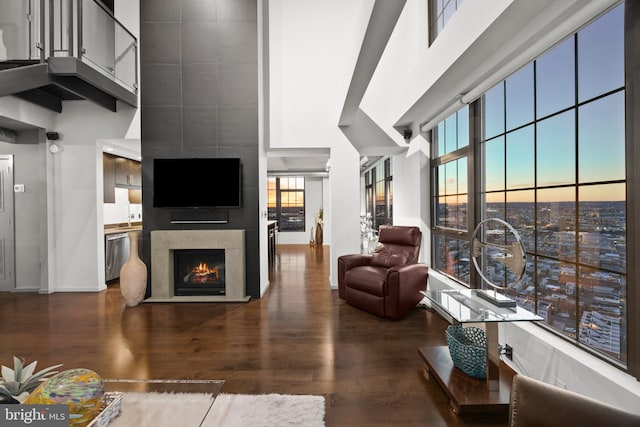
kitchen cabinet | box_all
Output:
[103,153,116,203]
[114,156,141,188]
[103,153,141,203]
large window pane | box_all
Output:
[434,235,470,284]
[436,121,445,156]
[267,177,277,220]
[506,190,535,253]
[445,109,457,154]
[536,187,576,261]
[458,105,470,149]
[484,192,505,222]
[506,125,534,189]
[435,196,447,227]
[504,255,536,314]
[506,63,534,130]
[537,259,578,338]
[537,111,576,186]
[578,266,626,362]
[578,183,626,273]
[577,4,624,102]
[437,164,446,195]
[271,177,305,232]
[483,136,505,192]
[457,158,467,194]
[484,83,504,139]
[578,92,625,183]
[445,160,458,194]
[537,37,575,118]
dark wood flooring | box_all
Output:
[0,245,507,426]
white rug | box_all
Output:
[109,392,325,427]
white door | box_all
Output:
[0,155,15,291]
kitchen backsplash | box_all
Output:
[104,187,142,225]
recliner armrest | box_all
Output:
[337,254,373,299]
[339,254,373,270]
[384,263,429,320]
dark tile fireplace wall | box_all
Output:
[139,0,260,297]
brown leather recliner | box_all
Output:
[337,225,428,320]
[509,374,640,427]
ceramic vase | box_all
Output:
[315,223,323,246]
[120,231,147,307]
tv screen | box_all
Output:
[153,158,242,208]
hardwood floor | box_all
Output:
[0,245,507,426]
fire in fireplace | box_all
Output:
[174,249,226,296]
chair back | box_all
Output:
[509,374,640,427]
[372,225,422,267]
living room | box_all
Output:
[1,0,640,425]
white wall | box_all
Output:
[49,101,137,292]
[268,0,366,285]
[0,97,56,293]
[391,145,430,263]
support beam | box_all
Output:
[338,0,406,127]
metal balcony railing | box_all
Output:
[0,0,138,94]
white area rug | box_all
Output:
[109,392,325,427]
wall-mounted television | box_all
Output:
[153,158,242,208]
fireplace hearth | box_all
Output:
[174,249,225,296]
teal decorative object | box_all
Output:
[446,325,487,379]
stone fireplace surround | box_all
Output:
[147,229,251,302]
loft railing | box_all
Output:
[0,0,137,93]
[50,0,138,92]
[0,0,41,61]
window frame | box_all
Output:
[267,176,306,232]
[429,2,638,377]
[363,158,394,230]
[428,0,465,46]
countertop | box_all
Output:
[104,223,142,235]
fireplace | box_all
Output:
[150,229,249,302]
[174,249,226,296]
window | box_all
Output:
[364,158,393,230]
[430,4,632,370]
[431,105,471,283]
[429,0,464,45]
[267,177,305,232]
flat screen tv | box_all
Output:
[153,158,242,208]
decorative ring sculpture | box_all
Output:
[471,218,526,291]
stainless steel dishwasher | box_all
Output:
[105,233,130,281]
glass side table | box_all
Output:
[419,289,542,416]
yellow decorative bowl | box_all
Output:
[24,368,104,426]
